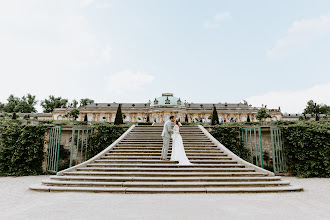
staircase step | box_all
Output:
[42,180,291,188]
[76,167,254,172]
[87,163,245,168]
[62,171,267,177]
[50,176,283,182]
[110,149,223,153]
[93,159,237,164]
[104,153,227,156]
[30,185,303,193]
[100,156,232,160]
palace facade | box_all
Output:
[52,93,282,123]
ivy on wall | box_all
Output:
[210,125,249,161]
[0,125,47,176]
[281,122,330,178]
[87,124,127,159]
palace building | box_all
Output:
[52,93,282,123]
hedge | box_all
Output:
[210,125,249,161]
[280,122,330,178]
[0,125,47,176]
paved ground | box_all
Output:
[0,176,329,220]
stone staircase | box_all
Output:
[30,125,303,193]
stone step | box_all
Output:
[104,153,227,156]
[28,185,303,193]
[110,149,223,153]
[42,180,291,188]
[93,159,237,164]
[120,140,213,143]
[76,167,254,173]
[100,156,232,160]
[111,147,220,151]
[116,144,216,146]
[50,176,283,182]
[62,171,266,177]
[86,163,245,168]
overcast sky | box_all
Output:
[1,0,330,113]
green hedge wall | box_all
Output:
[210,125,249,161]
[87,124,127,159]
[281,122,330,178]
[0,125,47,176]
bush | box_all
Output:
[87,124,127,159]
[0,125,47,176]
[280,121,330,178]
[210,125,249,160]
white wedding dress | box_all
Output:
[170,125,192,165]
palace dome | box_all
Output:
[150,93,185,107]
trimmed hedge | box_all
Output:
[88,124,127,159]
[210,125,249,161]
[281,122,330,178]
[0,125,47,176]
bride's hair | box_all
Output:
[175,120,179,125]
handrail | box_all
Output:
[57,124,136,175]
[198,125,274,176]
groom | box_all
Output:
[160,116,175,160]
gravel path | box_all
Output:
[0,175,329,220]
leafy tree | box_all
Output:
[114,104,123,125]
[70,99,79,108]
[303,100,329,121]
[0,102,4,112]
[211,106,219,125]
[256,108,271,121]
[243,100,248,105]
[67,109,80,120]
[3,94,37,113]
[80,98,94,107]
[41,95,68,113]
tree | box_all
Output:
[67,109,80,120]
[247,115,251,122]
[80,98,94,107]
[0,102,4,112]
[3,94,37,113]
[41,95,68,113]
[12,112,17,120]
[243,100,248,105]
[114,104,123,125]
[303,100,329,121]
[185,114,189,123]
[256,108,271,121]
[70,99,79,108]
[211,106,219,125]
[84,114,88,122]
[146,114,150,122]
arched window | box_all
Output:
[125,115,130,122]
[57,116,63,121]
[100,115,106,122]
[112,115,116,122]
[88,115,93,121]
[272,117,277,121]
[153,115,157,122]
[241,116,247,122]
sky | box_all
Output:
[0,0,330,113]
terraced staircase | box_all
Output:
[30,125,303,193]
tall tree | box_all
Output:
[211,106,219,125]
[185,114,189,123]
[80,98,94,107]
[256,108,271,121]
[70,99,79,108]
[304,100,330,116]
[3,94,37,113]
[41,95,68,113]
[84,114,88,122]
[67,109,80,120]
[114,104,123,125]
[247,115,251,122]
[0,102,4,112]
[146,114,150,122]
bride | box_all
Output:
[170,119,192,165]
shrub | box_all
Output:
[0,125,47,176]
[210,125,249,160]
[88,124,127,159]
[280,121,330,178]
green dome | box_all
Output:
[150,93,185,107]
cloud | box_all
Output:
[268,15,330,58]
[106,70,155,94]
[245,82,330,113]
[204,12,231,29]
[81,0,96,7]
